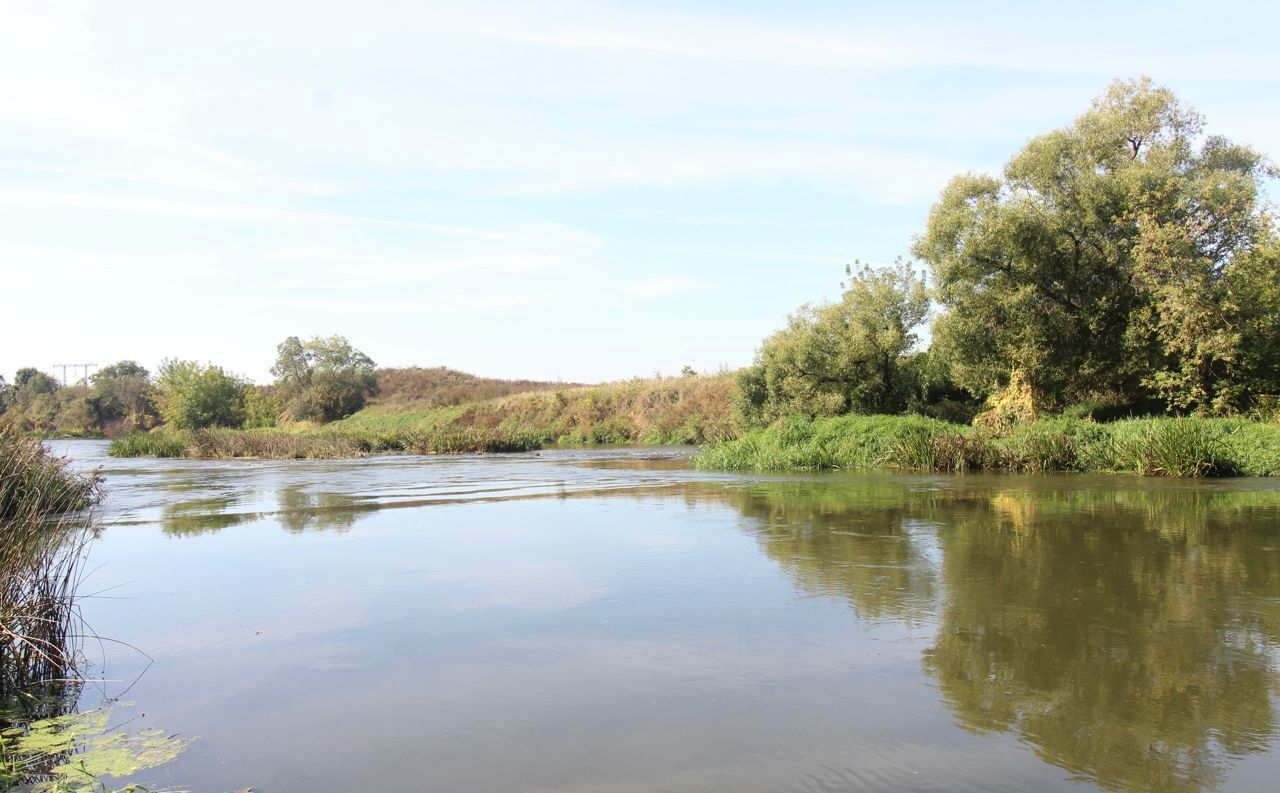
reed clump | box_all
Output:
[0,420,100,714]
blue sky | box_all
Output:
[3,0,1278,384]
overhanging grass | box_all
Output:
[694,414,962,471]
[695,415,1280,477]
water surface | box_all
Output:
[54,441,1280,792]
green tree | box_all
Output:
[914,77,1278,413]
[88,361,155,431]
[270,335,377,422]
[736,259,929,424]
[153,360,245,430]
[12,370,58,409]
[13,368,42,391]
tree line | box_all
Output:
[0,336,378,436]
[736,78,1280,427]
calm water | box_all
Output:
[49,440,1280,793]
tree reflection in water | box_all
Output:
[730,477,1280,793]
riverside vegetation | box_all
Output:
[694,415,1280,476]
[0,421,191,790]
[109,371,738,459]
[8,78,1280,477]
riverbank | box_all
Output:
[109,374,738,459]
[693,415,1280,476]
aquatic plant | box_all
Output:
[1,421,192,791]
[0,704,192,792]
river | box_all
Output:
[48,440,1280,792]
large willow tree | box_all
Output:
[914,77,1279,413]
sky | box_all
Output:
[3,0,1278,385]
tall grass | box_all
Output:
[696,415,1280,477]
[1,423,193,790]
[0,420,100,714]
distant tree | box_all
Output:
[736,259,929,424]
[270,335,377,422]
[52,388,96,436]
[88,360,156,431]
[914,77,1279,413]
[0,375,11,413]
[153,359,245,430]
[13,370,59,410]
[20,392,60,434]
[13,368,41,390]
[681,365,698,378]
[271,336,310,390]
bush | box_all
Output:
[242,385,282,429]
[735,260,929,425]
[153,359,246,430]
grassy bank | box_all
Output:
[694,415,1280,477]
[110,374,738,459]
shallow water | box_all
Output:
[48,440,1280,792]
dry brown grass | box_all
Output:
[372,367,575,407]
[452,373,738,444]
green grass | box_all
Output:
[695,415,1280,477]
[328,403,462,434]
[109,424,542,459]
[695,414,960,471]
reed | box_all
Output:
[0,419,100,716]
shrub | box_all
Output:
[735,260,929,425]
[153,359,246,430]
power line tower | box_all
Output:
[52,363,97,387]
